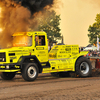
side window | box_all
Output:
[35,35,45,46]
[35,36,38,46]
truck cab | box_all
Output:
[12,31,49,63]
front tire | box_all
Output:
[0,72,16,80]
[22,63,39,81]
[75,57,92,77]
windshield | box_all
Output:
[13,35,32,47]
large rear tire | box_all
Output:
[22,63,39,81]
[75,57,92,77]
[0,72,16,80]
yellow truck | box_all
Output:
[0,31,92,81]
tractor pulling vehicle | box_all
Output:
[0,31,92,81]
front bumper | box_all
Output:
[0,69,20,72]
[0,63,21,72]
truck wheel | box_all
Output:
[75,57,92,77]
[0,72,16,80]
[22,63,39,81]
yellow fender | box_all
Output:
[79,51,89,56]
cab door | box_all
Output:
[34,35,48,62]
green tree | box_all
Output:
[88,14,100,45]
[38,10,61,43]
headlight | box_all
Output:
[2,58,5,61]
[6,65,9,69]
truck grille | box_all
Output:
[0,52,6,62]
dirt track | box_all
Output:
[0,73,100,100]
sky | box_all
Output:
[60,0,100,47]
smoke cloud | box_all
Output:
[0,0,55,48]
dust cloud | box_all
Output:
[0,0,56,48]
